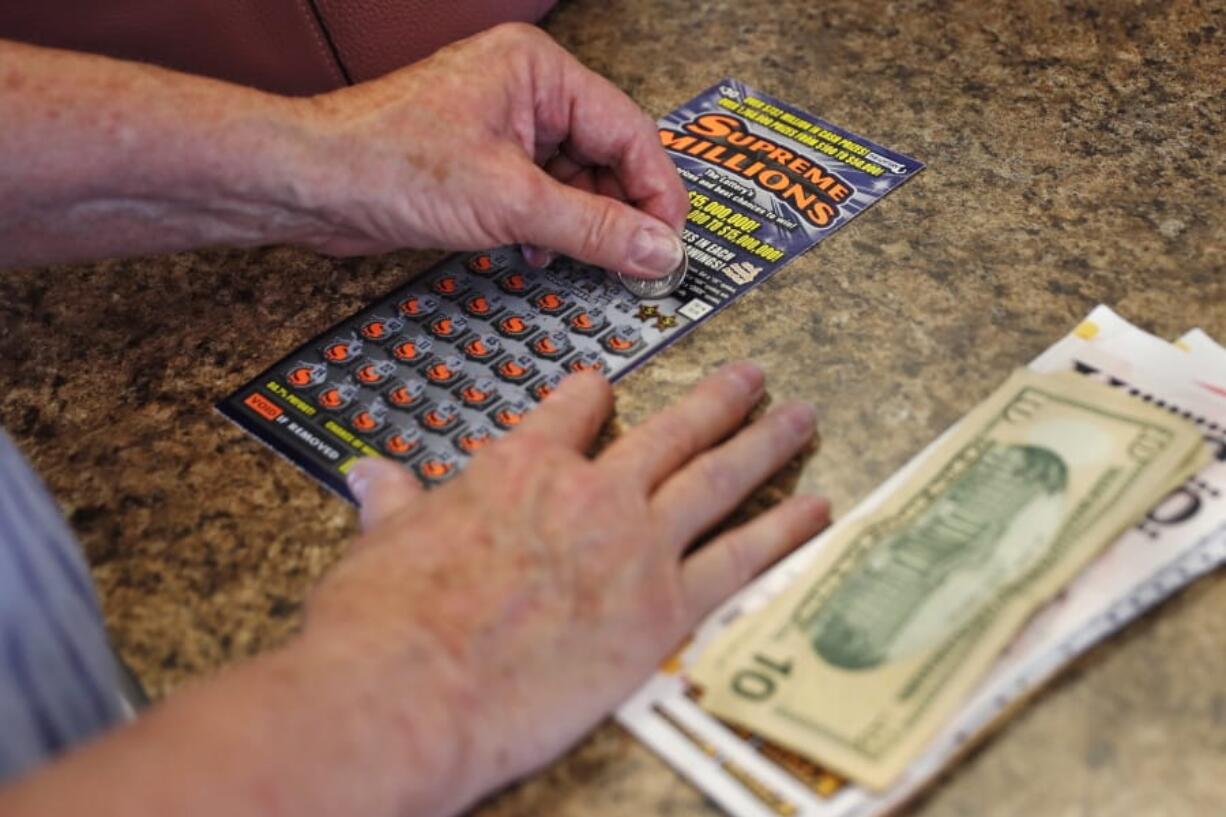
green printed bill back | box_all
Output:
[690,368,1206,791]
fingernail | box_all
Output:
[628,222,684,278]
[521,244,556,268]
[780,401,817,435]
[347,460,375,504]
[802,494,832,523]
[724,361,765,397]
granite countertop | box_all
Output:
[1,0,1224,814]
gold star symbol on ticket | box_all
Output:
[636,304,660,321]
[655,314,678,330]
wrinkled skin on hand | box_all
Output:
[306,362,830,809]
[295,23,689,279]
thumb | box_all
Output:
[346,457,423,532]
[515,172,685,280]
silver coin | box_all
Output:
[617,252,688,300]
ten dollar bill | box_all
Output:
[690,369,1205,791]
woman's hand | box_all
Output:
[311,362,830,812]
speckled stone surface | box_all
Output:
[1,0,1224,814]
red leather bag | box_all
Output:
[0,0,558,95]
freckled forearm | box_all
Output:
[0,39,334,267]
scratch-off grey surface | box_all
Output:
[0,1,1223,815]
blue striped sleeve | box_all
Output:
[0,431,124,782]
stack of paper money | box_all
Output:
[619,306,1226,817]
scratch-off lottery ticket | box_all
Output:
[218,79,923,499]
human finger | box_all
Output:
[538,155,635,276]
[513,370,614,452]
[529,45,689,231]
[544,152,590,187]
[590,166,630,203]
[599,361,765,487]
[653,401,817,545]
[512,168,684,279]
[347,457,424,532]
[682,494,831,619]
[545,153,630,203]
[520,244,556,268]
